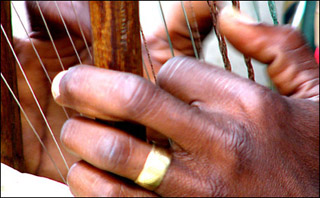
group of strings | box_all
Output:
[1,1,282,184]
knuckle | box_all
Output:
[277,26,307,51]
[239,84,281,114]
[116,74,155,119]
[97,135,132,170]
[157,56,190,87]
[60,118,78,145]
[240,85,289,126]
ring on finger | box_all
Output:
[134,145,172,191]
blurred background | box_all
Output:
[12,1,317,88]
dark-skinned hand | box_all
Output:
[49,5,319,197]
[13,1,318,196]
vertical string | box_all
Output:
[11,2,51,83]
[54,1,82,64]
[11,2,70,119]
[70,1,93,60]
[1,73,67,184]
[207,1,232,71]
[158,1,175,57]
[140,25,157,83]
[142,58,151,81]
[268,1,279,25]
[244,56,255,81]
[232,1,255,81]
[186,1,204,60]
[1,24,70,172]
[180,1,199,59]
[35,1,65,70]
[267,1,280,90]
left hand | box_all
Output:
[14,1,91,181]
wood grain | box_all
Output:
[89,1,142,75]
[1,1,25,172]
[89,1,145,140]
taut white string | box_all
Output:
[1,24,70,172]
[54,1,83,65]
[1,73,67,184]
[11,2,70,119]
[35,1,65,70]
[70,1,93,60]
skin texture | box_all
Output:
[14,1,91,181]
[14,1,318,196]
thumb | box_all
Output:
[218,6,319,101]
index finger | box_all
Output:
[51,65,206,149]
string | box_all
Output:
[232,1,255,81]
[70,1,93,60]
[1,73,67,184]
[158,1,175,57]
[142,57,151,81]
[186,1,204,60]
[11,2,70,119]
[35,1,65,70]
[1,24,70,172]
[180,1,199,59]
[140,25,157,82]
[54,1,82,65]
[268,1,279,25]
[267,1,280,91]
[6,1,267,181]
[207,1,232,71]
[11,3,51,84]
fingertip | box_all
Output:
[51,70,68,100]
[218,6,257,27]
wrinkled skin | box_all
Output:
[14,1,318,197]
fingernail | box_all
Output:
[220,6,257,24]
[51,70,68,99]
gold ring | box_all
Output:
[134,145,172,191]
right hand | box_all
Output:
[54,6,319,196]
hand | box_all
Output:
[14,1,91,182]
[53,6,319,197]
[15,1,212,181]
[142,1,214,77]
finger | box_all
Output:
[52,65,206,149]
[218,6,319,100]
[157,56,259,115]
[61,116,151,181]
[62,117,210,196]
[67,161,157,197]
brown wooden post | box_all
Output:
[89,1,145,140]
[89,1,142,75]
[1,1,25,172]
